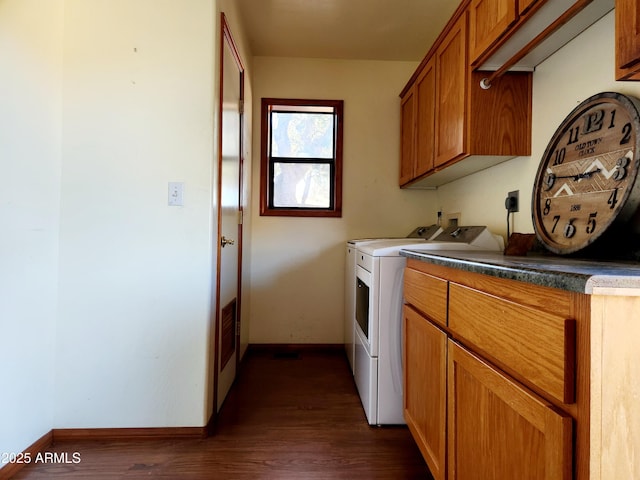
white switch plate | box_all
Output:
[168,182,184,206]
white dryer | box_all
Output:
[353,226,504,425]
[344,225,442,374]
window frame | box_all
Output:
[260,98,343,217]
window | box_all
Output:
[260,98,343,217]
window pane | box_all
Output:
[273,162,331,208]
[271,112,334,159]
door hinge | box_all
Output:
[239,99,244,115]
[237,210,243,225]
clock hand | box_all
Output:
[549,168,602,181]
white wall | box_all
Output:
[2,0,255,459]
[0,0,63,456]
[54,0,217,428]
[437,12,640,239]
[249,58,439,344]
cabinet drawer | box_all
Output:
[449,283,575,404]
[404,268,448,328]
[356,251,373,272]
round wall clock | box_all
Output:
[532,92,640,256]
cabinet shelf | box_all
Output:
[475,0,614,74]
[403,153,517,189]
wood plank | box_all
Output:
[591,294,640,480]
[468,70,532,156]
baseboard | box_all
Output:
[247,343,344,354]
[0,430,53,480]
[0,427,207,479]
[52,426,207,442]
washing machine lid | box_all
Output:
[347,237,408,247]
[347,225,442,246]
[360,226,504,256]
[358,239,438,256]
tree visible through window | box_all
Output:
[260,98,343,217]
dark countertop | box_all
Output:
[400,249,640,294]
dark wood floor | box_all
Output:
[13,348,431,479]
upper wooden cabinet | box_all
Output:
[399,87,416,185]
[469,0,518,65]
[399,0,620,187]
[435,15,468,167]
[616,0,640,80]
[400,58,436,185]
[399,10,532,188]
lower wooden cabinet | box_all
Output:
[403,258,640,479]
[447,340,573,480]
[402,259,587,479]
[403,306,447,480]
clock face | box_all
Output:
[532,92,640,255]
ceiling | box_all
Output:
[234,0,459,62]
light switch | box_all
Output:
[168,182,184,206]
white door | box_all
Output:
[215,14,244,412]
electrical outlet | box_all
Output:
[446,212,461,227]
[505,190,519,213]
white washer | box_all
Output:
[345,226,442,374]
[353,226,504,425]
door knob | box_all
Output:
[221,236,235,248]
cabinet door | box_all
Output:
[448,341,572,480]
[399,88,416,185]
[469,0,517,64]
[616,0,640,75]
[404,306,447,480]
[415,58,436,178]
[435,13,467,167]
